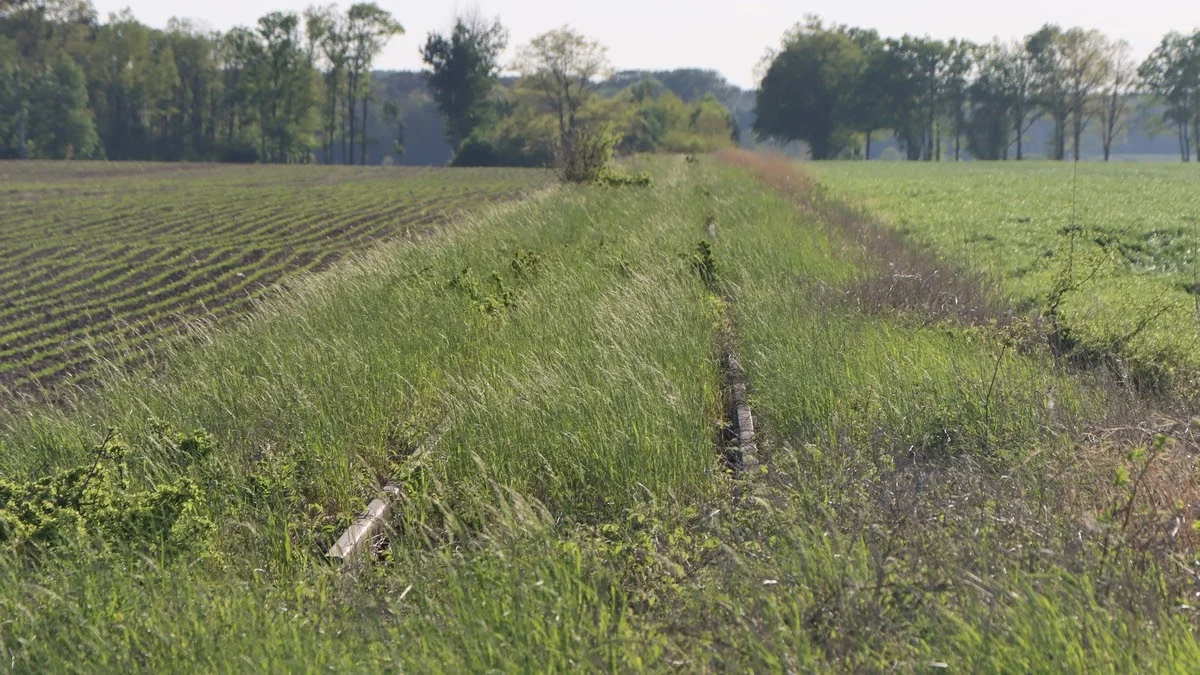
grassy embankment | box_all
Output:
[1,155,1197,670]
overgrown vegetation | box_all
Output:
[2,155,1199,669]
[716,150,1200,667]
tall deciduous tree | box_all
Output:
[1139,31,1200,162]
[421,13,508,152]
[1027,24,1071,160]
[345,2,403,165]
[217,26,260,158]
[164,19,220,161]
[754,17,862,160]
[513,26,611,158]
[941,39,975,161]
[305,4,349,164]
[1,0,95,158]
[26,51,99,158]
[1098,39,1136,161]
[1001,39,1041,160]
[897,35,948,161]
[1060,28,1110,160]
[846,28,887,159]
[252,11,316,162]
[381,98,403,159]
[966,41,1013,160]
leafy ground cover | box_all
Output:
[0,162,548,396]
[0,156,1197,670]
[808,161,1200,394]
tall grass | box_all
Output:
[0,158,730,670]
[1,156,1197,670]
[707,152,1200,669]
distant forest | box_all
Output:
[1,1,1195,164]
[755,17,1200,161]
[0,1,746,165]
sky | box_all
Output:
[88,0,1199,89]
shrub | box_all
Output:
[557,124,651,187]
[451,134,552,168]
[557,125,618,184]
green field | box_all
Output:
[1,156,1198,670]
[809,161,1200,393]
[0,162,547,395]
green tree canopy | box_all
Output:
[513,26,612,156]
[421,13,507,152]
[754,17,863,159]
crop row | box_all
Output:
[0,162,548,395]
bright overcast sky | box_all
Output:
[88,0,1198,89]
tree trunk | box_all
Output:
[926,101,935,161]
[810,133,830,161]
[325,72,338,164]
[1072,115,1082,162]
[360,91,368,165]
[208,85,218,151]
[342,86,350,163]
[1061,119,1068,160]
[1054,116,1066,161]
[1101,104,1111,162]
[16,107,27,159]
[1102,101,1115,162]
[1193,117,1200,164]
[347,70,356,166]
[864,129,871,160]
[1014,114,1024,161]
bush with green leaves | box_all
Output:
[558,124,651,187]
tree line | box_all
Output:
[754,16,1200,161]
[1,0,402,162]
[0,1,738,164]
